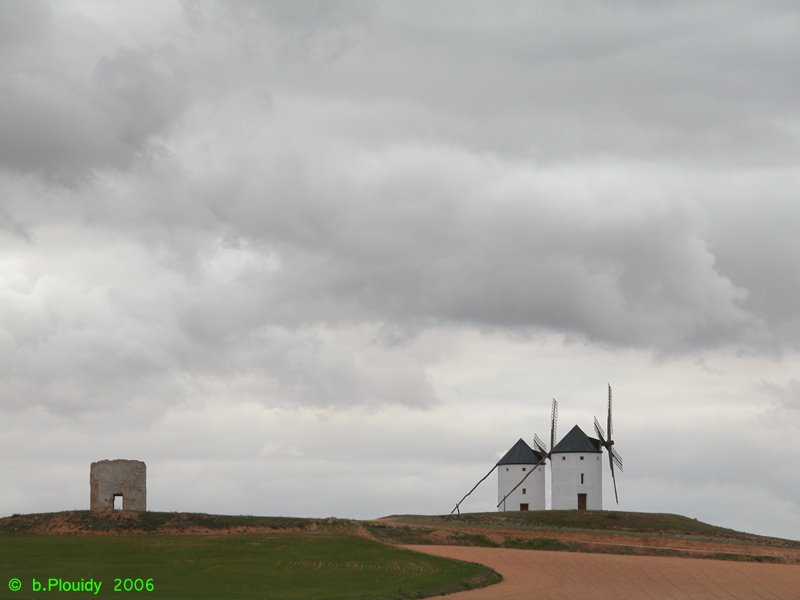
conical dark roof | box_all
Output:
[551,424,601,453]
[496,438,543,465]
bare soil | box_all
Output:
[408,545,800,600]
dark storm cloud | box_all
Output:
[0,11,187,180]
[213,0,800,165]
[4,2,800,541]
[93,48,187,150]
[2,0,800,419]
[703,194,800,349]
[195,150,752,352]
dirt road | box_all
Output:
[407,545,800,599]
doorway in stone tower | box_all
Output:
[577,493,587,511]
[113,494,123,510]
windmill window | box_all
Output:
[522,488,526,495]
[581,473,584,484]
[505,467,509,471]
[580,456,584,460]
[562,456,566,461]
[522,467,526,471]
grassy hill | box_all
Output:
[367,510,800,564]
[2,509,798,571]
[0,509,339,535]
[383,510,768,538]
[0,512,500,600]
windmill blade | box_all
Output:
[607,384,613,440]
[533,433,548,456]
[608,452,619,504]
[550,398,558,450]
[594,416,606,443]
[451,465,496,515]
[610,446,623,472]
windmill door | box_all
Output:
[577,493,587,511]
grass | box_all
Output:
[385,510,800,544]
[369,510,800,564]
[0,510,339,534]
[385,510,736,534]
[449,533,499,547]
[363,523,436,545]
[3,507,797,588]
[503,537,571,551]
[0,533,500,599]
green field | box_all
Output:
[3,507,796,598]
[0,533,499,600]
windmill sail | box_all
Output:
[594,384,622,505]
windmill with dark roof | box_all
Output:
[450,436,546,515]
[450,388,621,514]
[495,397,558,511]
[450,399,555,515]
[550,423,603,509]
[495,438,545,511]
[551,384,623,510]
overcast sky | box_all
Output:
[2,0,800,540]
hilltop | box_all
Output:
[0,510,349,535]
[368,510,800,564]
[2,509,799,564]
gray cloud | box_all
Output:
[0,12,188,180]
[2,1,800,540]
[760,378,800,413]
[93,47,187,150]
[184,0,372,62]
[0,0,51,51]
[212,0,800,165]
[0,64,184,181]
[704,193,800,350]
[188,150,754,352]
[2,0,797,419]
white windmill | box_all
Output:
[495,438,545,511]
[551,384,623,510]
[451,400,556,515]
[451,388,622,513]
[495,398,559,511]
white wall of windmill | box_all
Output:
[551,452,603,510]
[497,463,546,511]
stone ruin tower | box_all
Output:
[90,459,146,511]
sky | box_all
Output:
[1,0,800,540]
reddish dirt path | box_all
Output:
[407,545,800,599]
